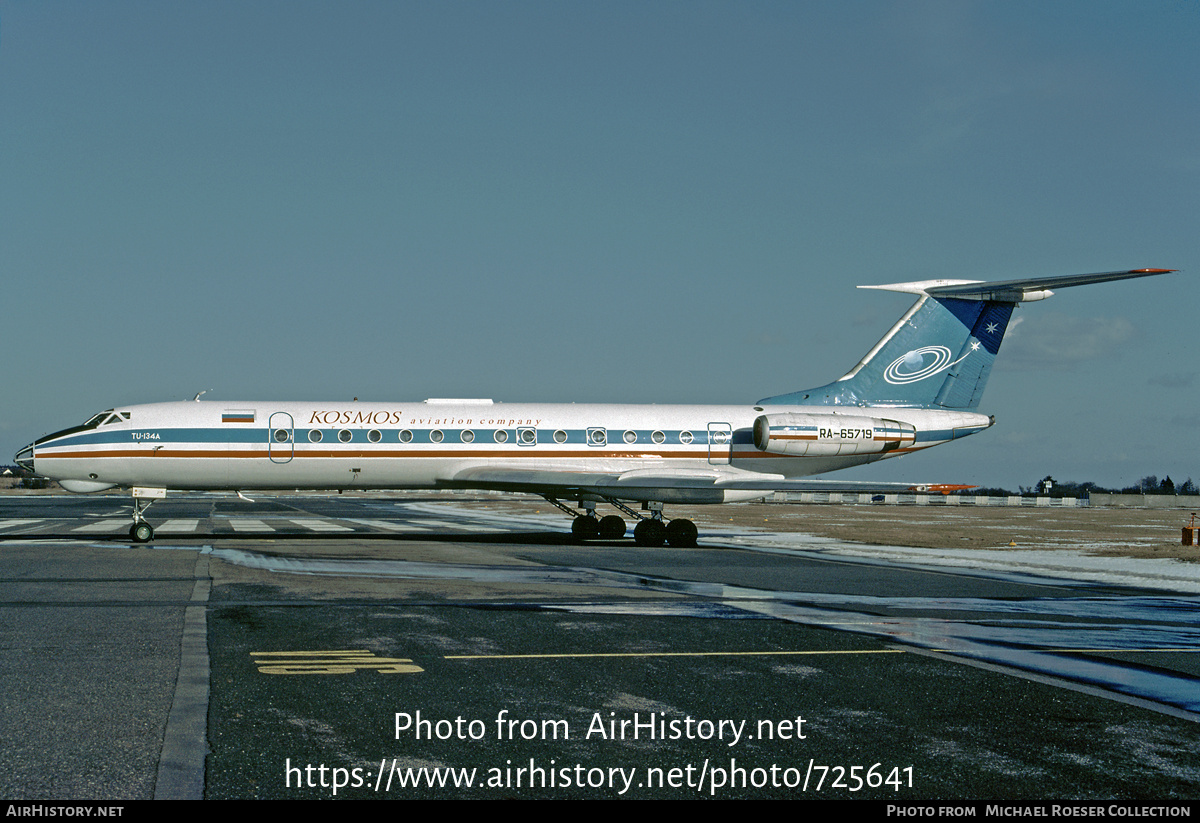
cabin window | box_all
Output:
[651,430,665,444]
[399,429,414,443]
[494,430,508,443]
[553,430,567,443]
[518,427,536,445]
[308,430,323,443]
[273,428,290,443]
[461,430,475,443]
[679,430,694,444]
[430,430,444,443]
[338,429,353,443]
[588,428,607,446]
[368,429,382,443]
[623,430,637,444]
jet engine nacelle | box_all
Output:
[753,413,916,457]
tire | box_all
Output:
[130,522,154,543]
[571,515,600,541]
[666,518,698,548]
[598,515,626,540]
[633,518,666,547]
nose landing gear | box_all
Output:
[127,487,166,543]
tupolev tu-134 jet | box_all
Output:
[15,268,1177,547]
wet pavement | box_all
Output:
[1,492,1197,799]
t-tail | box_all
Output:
[759,268,1177,410]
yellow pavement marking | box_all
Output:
[445,649,907,660]
[251,649,423,674]
[445,647,1200,661]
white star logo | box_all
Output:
[985,322,998,334]
[970,341,981,351]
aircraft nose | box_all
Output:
[14,443,34,473]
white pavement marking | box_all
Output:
[227,519,273,532]
[156,520,199,534]
[72,520,129,533]
[0,519,43,532]
[288,518,354,532]
[403,518,493,532]
[347,518,421,531]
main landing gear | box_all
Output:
[545,497,698,548]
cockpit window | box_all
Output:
[82,410,115,429]
[34,409,126,447]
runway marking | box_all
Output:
[445,647,1200,661]
[251,649,423,674]
[0,519,42,531]
[288,518,354,532]
[156,519,199,534]
[404,518,494,532]
[72,520,129,533]
[445,649,908,660]
[348,518,430,532]
[228,518,273,532]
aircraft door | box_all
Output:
[707,422,732,465]
[268,412,295,464]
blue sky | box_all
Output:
[2,1,1196,491]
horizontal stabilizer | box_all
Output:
[862,268,1177,303]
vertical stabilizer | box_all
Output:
[761,290,1013,409]
[758,268,1176,410]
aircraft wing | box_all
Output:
[447,464,970,500]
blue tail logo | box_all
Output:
[884,345,971,385]
[759,269,1176,411]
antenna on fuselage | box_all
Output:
[192,390,211,402]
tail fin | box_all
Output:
[759,268,1176,410]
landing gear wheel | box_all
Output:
[571,515,600,541]
[130,522,154,543]
[598,515,626,540]
[666,518,698,548]
[633,518,666,547]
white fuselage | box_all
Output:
[27,399,991,502]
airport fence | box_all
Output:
[766,492,1089,507]
[767,492,1200,508]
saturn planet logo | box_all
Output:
[883,345,973,385]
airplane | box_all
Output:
[14,267,1177,547]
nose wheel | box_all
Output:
[130,522,155,543]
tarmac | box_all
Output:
[1,491,1197,799]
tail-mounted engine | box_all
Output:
[753,413,915,457]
